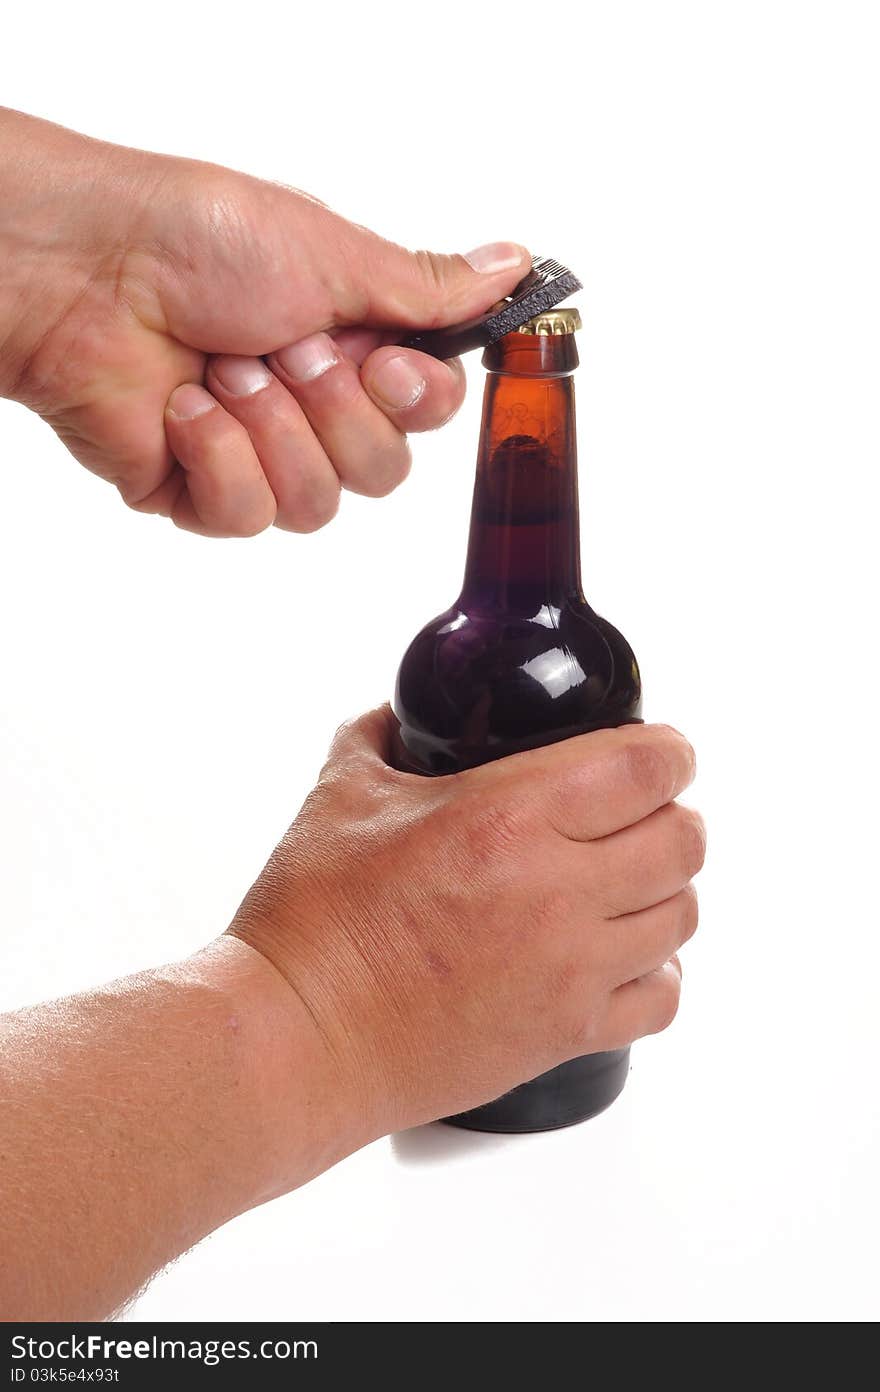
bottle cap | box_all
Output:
[517,307,582,336]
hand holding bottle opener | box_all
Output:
[401,256,582,360]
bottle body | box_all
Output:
[392,606,640,1133]
[391,321,642,1132]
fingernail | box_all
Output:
[276,333,338,383]
[368,355,426,411]
[212,355,272,396]
[463,241,528,275]
[167,384,216,420]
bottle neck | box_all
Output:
[459,332,582,614]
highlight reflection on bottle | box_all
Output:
[391,308,642,1133]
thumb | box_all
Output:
[331,223,532,330]
[327,703,396,768]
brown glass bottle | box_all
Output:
[391,308,642,1133]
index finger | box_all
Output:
[469,723,696,841]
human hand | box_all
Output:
[0,108,529,536]
[0,711,703,1319]
[230,708,705,1137]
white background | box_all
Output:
[2,1,878,1322]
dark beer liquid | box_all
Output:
[391,327,642,1133]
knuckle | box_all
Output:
[583,856,626,920]
[676,805,707,875]
[529,885,570,933]
[325,363,363,408]
[278,511,329,535]
[412,249,450,316]
[619,736,672,802]
[544,970,595,1058]
[462,794,529,862]
[234,508,275,538]
[592,881,626,921]
[679,884,700,945]
[651,723,697,777]
[331,715,358,746]
[557,992,606,1059]
[649,972,681,1034]
[315,762,379,818]
[279,485,341,534]
[346,440,412,499]
[326,715,368,766]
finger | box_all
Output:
[466,723,697,841]
[594,960,682,1052]
[269,335,411,498]
[360,348,467,432]
[123,465,188,519]
[330,327,386,365]
[589,802,707,917]
[591,885,699,988]
[331,332,467,429]
[205,356,340,533]
[164,385,276,537]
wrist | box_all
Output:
[195,936,376,1209]
[0,107,160,405]
[0,110,80,398]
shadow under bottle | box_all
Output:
[391,316,641,1133]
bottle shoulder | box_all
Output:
[399,600,638,675]
[394,598,642,765]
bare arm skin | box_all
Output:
[0,940,348,1320]
[0,712,704,1320]
[0,106,530,536]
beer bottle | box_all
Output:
[391,307,642,1132]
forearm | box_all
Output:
[0,936,365,1320]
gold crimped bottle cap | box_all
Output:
[517,306,582,336]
